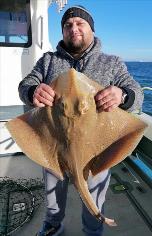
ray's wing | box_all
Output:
[6,107,64,180]
[87,108,147,175]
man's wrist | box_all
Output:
[121,89,128,104]
[119,88,135,110]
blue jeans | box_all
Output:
[43,168,110,236]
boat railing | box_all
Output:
[142,87,152,92]
[138,86,152,115]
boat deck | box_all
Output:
[0,155,151,236]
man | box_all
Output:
[18,5,143,236]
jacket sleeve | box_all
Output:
[113,57,144,112]
[18,52,51,106]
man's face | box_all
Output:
[63,17,94,54]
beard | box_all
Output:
[64,38,86,54]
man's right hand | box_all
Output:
[33,83,55,107]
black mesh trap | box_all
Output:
[0,177,45,235]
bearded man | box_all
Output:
[18,5,143,236]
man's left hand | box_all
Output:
[94,86,123,112]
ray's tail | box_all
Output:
[74,172,117,227]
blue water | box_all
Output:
[126,62,152,116]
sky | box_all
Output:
[48,0,152,62]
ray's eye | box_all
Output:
[78,100,89,114]
[56,98,67,114]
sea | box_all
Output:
[126,62,152,116]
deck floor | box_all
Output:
[0,147,152,236]
[13,180,152,236]
[8,160,152,236]
[11,183,152,236]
